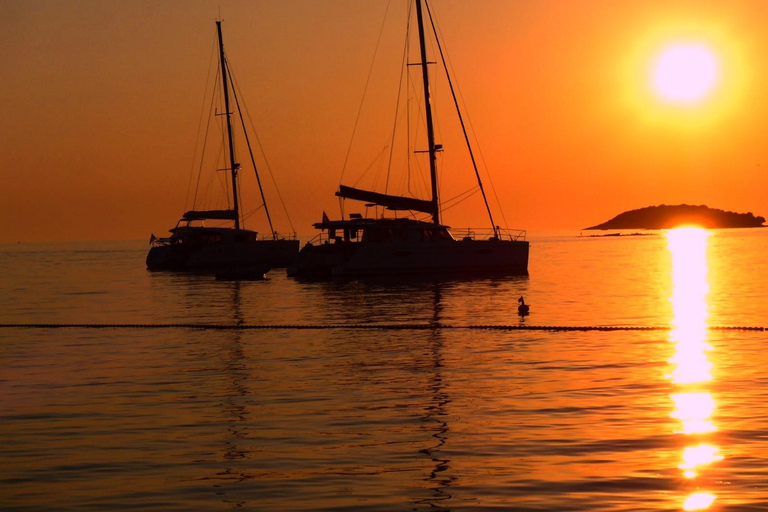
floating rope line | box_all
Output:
[0,323,764,332]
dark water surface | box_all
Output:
[2,229,768,511]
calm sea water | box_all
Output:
[2,229,768,511]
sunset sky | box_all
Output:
[3,0,768,242]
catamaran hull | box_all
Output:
[287,239,529,278]
[147,239,300,271]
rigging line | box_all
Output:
[425,0,497,235]
[406,13,412,202]
[205,107,231,212]
[432,21,510,229]
[420,7,445,223]
[192,59,222,210]
[414,0,440,225]
[375,147,389,192]
[238,170,245,229]
[405,4,435,204]
[432,15,510,229]
[214,75,234,212]
[428,10,509,230]
[187,33,221,213]
[440,190,478,214]
[456,98,511,227]
[201,143,227,209]
[388,111,431,202]
[226,63,275,237]
[350,145,390,188]
[476,135,510,228]
[230,66,296,235]
[409,133,431,201]
[359,142,388,192]
[441,186,479,209]
[441,188,480,213]
[405,24,432,202]
[339,0,394,189]
[242,203,266,217]
[240,204,266,225]
[405,65,430,199]
[385,0,413,196]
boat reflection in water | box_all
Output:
[665,227,722,511]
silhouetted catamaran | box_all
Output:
[288,0,528,278]
[147,21,299,273]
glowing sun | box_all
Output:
[653,44,719,104]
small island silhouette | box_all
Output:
[585,204,766,230]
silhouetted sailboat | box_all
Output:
[147,21,299,272]
[288,0,528,278]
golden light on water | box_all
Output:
[683,492,717,511]
[670,393,716,435]
[668,227,710,330]
[665,227,720,510]
[679,444,723,471]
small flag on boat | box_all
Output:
[149,233,156,244]
[321,211,329,223]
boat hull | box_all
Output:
[287,239,529,278]
[147,239,299,271]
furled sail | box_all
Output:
[336,185,434,214]
[182,209,239,221]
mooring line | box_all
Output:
[0,323,764,332]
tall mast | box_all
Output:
[415,0,440,225]
[217,21,241,229]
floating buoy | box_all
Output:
[518,296,530,317]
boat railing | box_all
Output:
[259,231,299,241]
[304,228,526,245]
[306,231,332,246]
[455,227,527,242]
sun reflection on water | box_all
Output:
[670,393,716,434]
[683,492,717,511]
[665,227,720,510]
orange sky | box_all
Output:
[3,0,768,242]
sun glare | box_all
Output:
[623,21,746,128]
[653,44,719,104]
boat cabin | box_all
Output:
[311,217,454,245]
[165,223,259,245]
